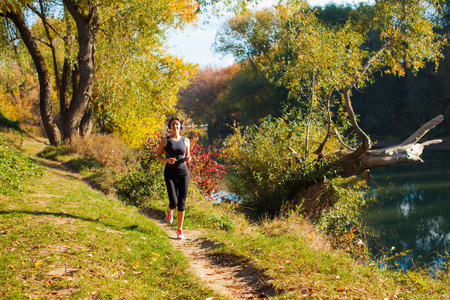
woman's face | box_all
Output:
[170,120,182,132]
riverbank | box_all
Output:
[1,132,449,299]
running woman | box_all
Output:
[156,117,191,239]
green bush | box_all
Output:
[208,213,235,231]
[221,113,378,256]
[0,134,43,195]
[222,113,342,212]
[316,177,377,257]
[116,156,165,207]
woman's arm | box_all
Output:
[156,137,176,164]
[185,138,192,164]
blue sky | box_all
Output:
[167,0,370,68]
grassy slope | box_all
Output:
[0,139,218,299]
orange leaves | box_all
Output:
[0,62,39,124]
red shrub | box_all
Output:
[189,133,227,198]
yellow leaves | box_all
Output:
[97,50,195,147]
[34,261,43,268]
[0,64,38,124]
[391,63,406,77]
[169,0,199,27]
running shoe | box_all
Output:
[177,229,185,239]
[165,208,173,224]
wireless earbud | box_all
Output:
[168,117,184,130]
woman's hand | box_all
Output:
[168,157,177,164]
[186,155,192,164]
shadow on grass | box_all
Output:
[34,157,114,194]
[0,112,23,133]
[201,239,279,298]
[33,157,68,172]
[0,210,153,236]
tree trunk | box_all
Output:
[63,0,97,141]
[60,58,71,139]
[4,9,61,146]
[80,103,94,137]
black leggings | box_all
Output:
[164,165,189,212]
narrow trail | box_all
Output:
[139,208,273,300]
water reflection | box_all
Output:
[368,148,450,271]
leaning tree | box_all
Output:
[218,0,448,213]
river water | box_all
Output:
[368,147,450,271]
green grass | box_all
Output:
[0,135,43,196]
[0,155,219,299]
[210,207,449,299]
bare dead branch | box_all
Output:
[401,115,444,146]
[288,147,303,164]
[420,139,443,147]
[334,128,355,151]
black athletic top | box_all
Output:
[164,137,188,173]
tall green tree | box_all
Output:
[1,1,61,144]
[214,66,289,126]
[213,8,290,128]
[256,0,446,170]
[1,0,255,146]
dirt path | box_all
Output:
[139,208,273,300]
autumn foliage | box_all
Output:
[0,62,39,126]
[189,133,227,197]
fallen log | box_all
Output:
[291,115,445,215]
[337,115,444,177]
